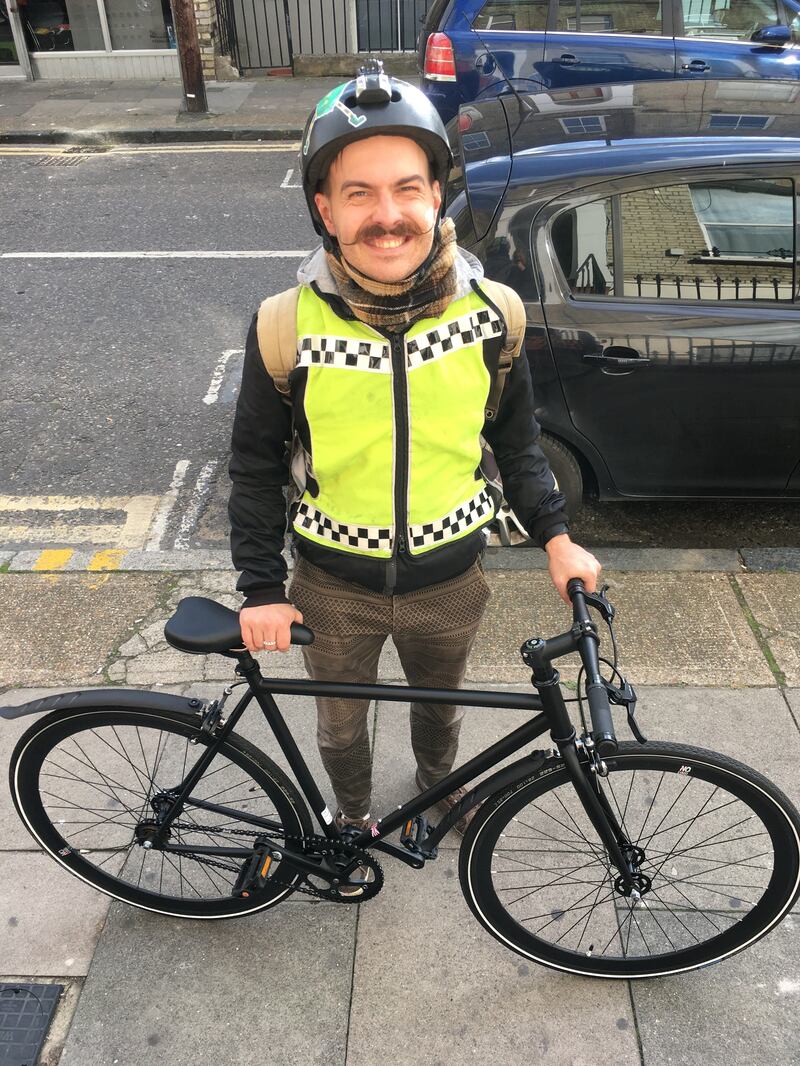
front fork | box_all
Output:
[535,673,639,895]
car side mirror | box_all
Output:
[750,23,791,44]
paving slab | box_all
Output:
[0,688,69,849]
[631,911,800,1066]
[628,686,800,810]
[786,689,800,734]
[736,573,800,685]
[0,852,112,976]
[0,572,172,688]
[483,546,741,572]
[472,571,772,686]
[347,852,641,1066]
[58,899,355,1066]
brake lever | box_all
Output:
[601,677,647,744]
[582,584,615,625]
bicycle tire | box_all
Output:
[10,705,314,919]
[459,742,800,978]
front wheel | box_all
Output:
[459,742,800,978]
[10,706,313,919]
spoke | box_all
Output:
[635,769,666,842]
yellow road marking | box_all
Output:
[33,548,74,571]
[88,549,125,571]
[0,143,299,158]
[0,495,160,549]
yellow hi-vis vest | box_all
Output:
[285,285,507,559]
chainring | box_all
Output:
[292,834,384,904]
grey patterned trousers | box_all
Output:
[288,556,491,819]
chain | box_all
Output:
[164,822,384,903]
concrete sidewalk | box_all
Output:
[1,561,799,1064]
[0,74,421,144]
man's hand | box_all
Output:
[545,533,602,604]
[239,603,304,654]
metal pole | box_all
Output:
[171,0,208,113]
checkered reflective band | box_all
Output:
[408,487,495,550]
[405,307,503,370]
[297,334,391,372]
[294,501,393,551]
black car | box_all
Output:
[447,78,800,515]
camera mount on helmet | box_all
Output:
[300,59,454,242]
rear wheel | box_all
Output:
[459,743,800,978]
[10,706,313,918]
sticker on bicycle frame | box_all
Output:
[303,84,367,155]
[321,805,333,825]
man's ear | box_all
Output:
[314,191,336,236]
[431,178,442,215]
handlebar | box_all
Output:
[290,623,315,646]
[567,579,617,756]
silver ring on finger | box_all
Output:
[263,640,277,648]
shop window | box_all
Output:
[106,0,175,49]
[1,0,21,62]
[556,0,663,34]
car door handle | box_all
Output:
[583,347,651,367]
[557,53,580,65]
[681,59,711,72]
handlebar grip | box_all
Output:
[586,682,617,756]
[290,623,315,646]
[567,577,585,600]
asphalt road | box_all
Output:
[1,141,798,553]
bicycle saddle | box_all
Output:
[164,596,314,655]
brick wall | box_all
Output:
[192,0,217,81]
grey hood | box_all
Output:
[296,241,485,302]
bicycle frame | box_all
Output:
[154,633,638,889]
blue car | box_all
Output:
[420,0,800,122]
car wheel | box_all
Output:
[540,433,583,520]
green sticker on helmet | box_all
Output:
[303,83,367,155]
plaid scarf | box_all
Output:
[325,217,458,332]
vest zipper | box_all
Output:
[385,332,410,594]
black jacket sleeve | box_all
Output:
[228,313,294,607]
[483,347,570,548]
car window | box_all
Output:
[473,0,549,31]
[680,0,782,39]
[555,0,663,34]
[552,178,796,302]
[552,198,616,294]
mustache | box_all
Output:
[338,219,435,246]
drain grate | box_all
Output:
[0,983,62,1066]
[30,155,89,167]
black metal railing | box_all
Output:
[221,0,433,74]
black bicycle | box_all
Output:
[5,580,800,979]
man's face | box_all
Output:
[314,135,442,283]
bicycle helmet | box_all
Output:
[301,59,454,242]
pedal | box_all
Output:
[232,841,276,898]
[400,815,437,859]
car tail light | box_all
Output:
[424,32,457,82]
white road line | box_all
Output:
[0,250,310,259]
[280,167,302,188]
[0,494,160,548]
[203,348,242,406]
[144,460,190,551]
[173,459,219,550]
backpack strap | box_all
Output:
[256,285,301,399]
[479,278,527,421]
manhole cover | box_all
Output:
[0,984,62,1066]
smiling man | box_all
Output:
[228,62,600,838]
